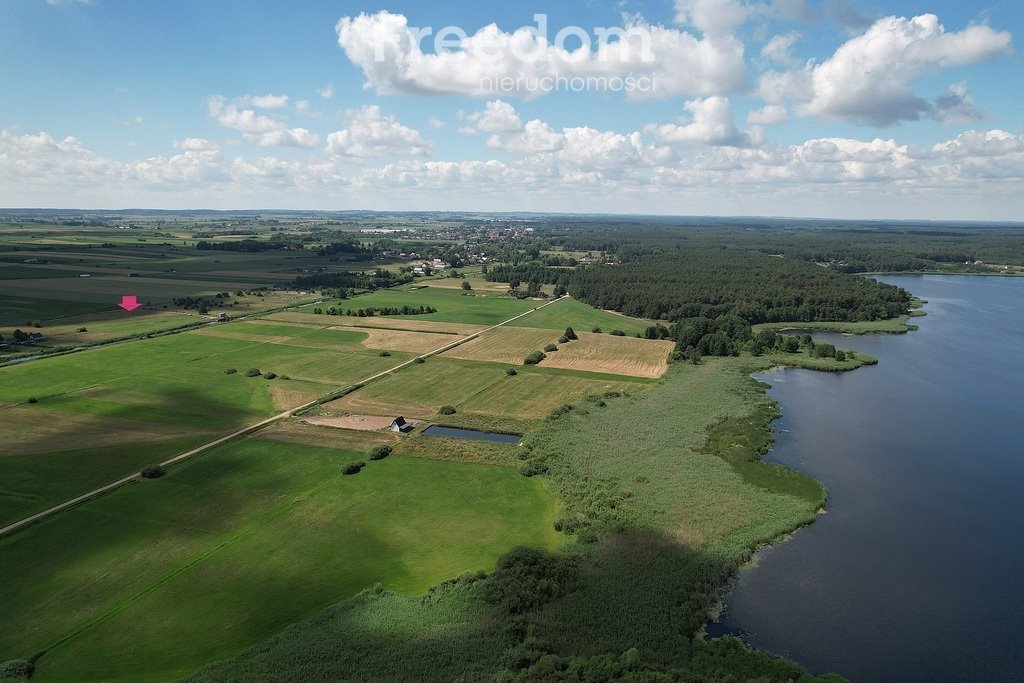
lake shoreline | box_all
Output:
[708,275,1024,682]
[704,313,923,675]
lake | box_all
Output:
[710,275,1024,682]
[421,425,522,444]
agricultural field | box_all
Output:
[445,326,674,379]
[536,332,675,378]
[460,367,649,420]
[0,219,394,353]
[264,310,485,336]
[0,325,418,525]
[420,273,510,293]
[0,435,560,682]
[506,296,654,335]
[319,356,652,422]
[317,357,509,419]
[322,284,539,325]
[201,318,464,355]
[442,326,562,364]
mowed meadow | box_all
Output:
[0,325,410,525]
[0,434,561,682]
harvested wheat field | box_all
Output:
[442,327,561,364]
[423,278,510,293]
[263,311,485,336]
[301,415,397,431]
[330,326,462,354]
[539,333,675,378]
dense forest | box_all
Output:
[540,224,1024,272]
[488,250,912,324]
[570,251,911,323]
[292,268,413,293]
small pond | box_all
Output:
[422,425,521,444]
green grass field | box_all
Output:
[0,437,561,682]
[506,297,653,335]
[0,295,115,325]
[330,285,538,325]
[322,357,650,421]
[0,437,214,524]
[461,367,647,420]
[0,326,417,524]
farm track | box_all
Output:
[0,297,566,539]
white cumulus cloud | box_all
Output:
[488,120,564,153]
[207,95,320,149]
[325,105,431,158]
[794,14,1011,126]
[459,100,523,134]
[335,11,746,100]
[646,97,761,147]
[174,137,219,151]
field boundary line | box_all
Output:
[0,296,566,539]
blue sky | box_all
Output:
[1,0,1021,219]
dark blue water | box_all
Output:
[713,275,1024,682]
[422,425,521,444]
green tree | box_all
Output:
[369,445,392,461]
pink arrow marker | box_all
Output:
[118,295,142,311]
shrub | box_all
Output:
[0,659,34,679]
[505,368,518,376]
[811,342,837,359]
[245,368,261,377]
[140,465,165,479]
[592,327,602,333]
[548,404,574,420]
[439,405,457,415]
[564,327,578,340]
[379,351,392,357]
[369,445,392,461]
[77,327,88,332]
[279,375,291,380]
[224,368,238,375]
[414,357,426,364]
[835,349,847,362]
[553,516,585,533]
[264,372,278,380]
[519,460,549,477]
[524,351,546,365]
[26,397,38,404]
[484,547,578,615]
[610,329,625,336]
[543,343,558,352]
[558,336,569,344]
[342,461,366,475]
